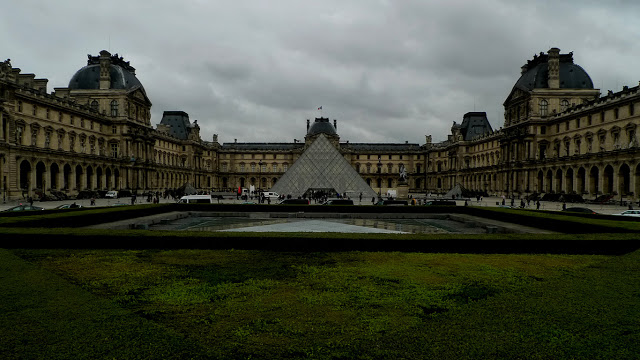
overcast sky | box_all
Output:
[4,0,640,145]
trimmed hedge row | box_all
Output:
[1,227,638,254]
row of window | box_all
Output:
[356,154,420,160]
[220,163,289,173]
[15,125,120,158]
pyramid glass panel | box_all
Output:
[270,135,377,199]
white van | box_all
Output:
[178,195,212,204]
[105,190,118,199]
[262,191,279,199]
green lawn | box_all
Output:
[3,248,639,359]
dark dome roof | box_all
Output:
[68,52,145,91]
[307,118,337,136]
[514,52,593,91]
[68,64,144,90]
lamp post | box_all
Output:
[258,160,263,203]
[377,156,382,201]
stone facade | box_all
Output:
[1,48,638,202]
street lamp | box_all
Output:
[377,156,382,201]
[258,160,263,202]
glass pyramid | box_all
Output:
[270,134,378,199]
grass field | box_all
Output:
[2,248,639,359]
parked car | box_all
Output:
[54,203,83,209]
[278,199,310,205]
[562,207,598,214]
[322,199,354,205]
[612,210,640,217]
[117,190,132,198]
[2,205,44,212]
[105,191,118,199]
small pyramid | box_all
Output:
[270,135,377,199]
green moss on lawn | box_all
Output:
[8,249,639,359]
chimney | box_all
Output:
[306,119,310,131]
[333,119,337,130]
[547,48,560,89]
[99,50,111,90]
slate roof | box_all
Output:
[221,143,304,151]
[459,112,493,141]
[69,64,144,91]
[514,52,593,91]
[159,111,193,140]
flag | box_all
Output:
[318,106,322,110]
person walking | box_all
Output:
[536,200,541,210]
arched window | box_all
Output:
[539,99,549,116]
[110,100,119,117]
[90,100,99,112]
[560,99,569,112]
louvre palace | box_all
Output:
[0,48,638,202]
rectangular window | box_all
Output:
[630,103,635,116]
[261,164,266,172]
[70,116,74,125]
[540,126,546,135]
[251,164,256,172]
[110,143,119,158]
[112,125,117,134]
[272,164,277,172]
[222,164,228,172]
[576,118,580,128]
[283,164,288,172]
[240,164,245,172]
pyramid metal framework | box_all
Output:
[270,134,378,199]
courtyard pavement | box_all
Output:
[0,194,635,216]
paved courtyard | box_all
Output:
[0,195,635,215]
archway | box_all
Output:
[63,164,71,190]
[603,165,614,194]
[545,169,553,193]
[96,167,103,189]
[589,166,599,194]
[114,168,120,189]
[35,162,46,190]
[106,168,112,189]
[565,168,574,193]
[636,164,640,197]
[577,167,586,195]
[50,163,59,190]
[75,165,83,190]
[86,166,94,190]
[537,170,544,193]
[619,164,631,195]
[19,160,31,191]
[555,169,563,193]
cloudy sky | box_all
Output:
[3,0,640,145]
